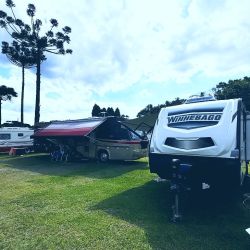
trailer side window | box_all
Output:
[18,133,24,137]
[0,134,11,140]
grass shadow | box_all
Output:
[93,180,250,250]
[0,153,148,179]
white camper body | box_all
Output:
[0,127,34,152]
[149,98,249,191]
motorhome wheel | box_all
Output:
[98,150,109,163]
[25,148,30,154]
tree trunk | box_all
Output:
[21,65,25,124]
[34,53,41,126]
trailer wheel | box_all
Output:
[98,150,109,163]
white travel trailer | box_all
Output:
[149,97,250,191]
[0,127,34,152]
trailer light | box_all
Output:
[230,149,239,158]
[202,183,210,190]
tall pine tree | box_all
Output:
[92,104,101,117]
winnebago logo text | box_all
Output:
[168,113,222,124]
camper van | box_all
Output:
[0,127,34,152]
[33,117,148,162]
[149,97,250,191]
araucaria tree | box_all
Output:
[2,40,37,124]
[0,0,72,125]
[0,85,17,125]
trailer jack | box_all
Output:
[170,159,192,223]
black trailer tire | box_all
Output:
[98,150,109,163]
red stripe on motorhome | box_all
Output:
[34,127,93,137]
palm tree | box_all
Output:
[2,40,36,124]
[0,85,18,125]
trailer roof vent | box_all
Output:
[185,94,216,104]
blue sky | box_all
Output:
[0,0,250,124]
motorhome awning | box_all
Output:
[33,118,105,137]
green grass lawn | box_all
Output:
[0,154,249,250]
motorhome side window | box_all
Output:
[0,133,11,140]
[96,123,131,140]
[119,125,131,140]
[18,133,24,137]
[130,132,140,140]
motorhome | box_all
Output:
[149,97,250,191]
[33,117,148,162]
[0,126,34,152]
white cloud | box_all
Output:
[0,0,250,124]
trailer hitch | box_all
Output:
[170,159,192,223]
